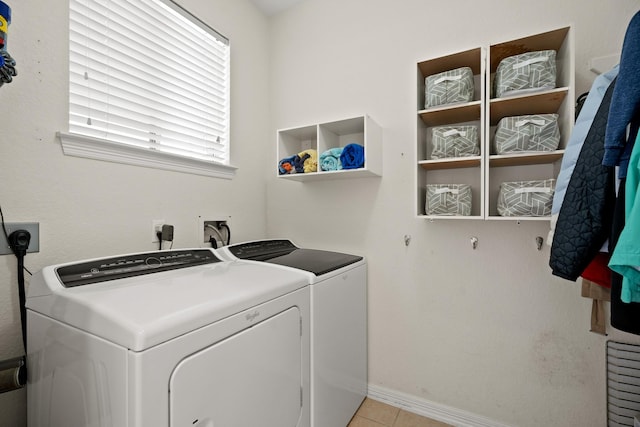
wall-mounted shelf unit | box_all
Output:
[416,47,485,219]
[415,26,574,221]
[277,115,382,182]
[485,26,574,221]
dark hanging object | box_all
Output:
[0,1,17,88]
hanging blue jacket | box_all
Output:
[603,10,640,179]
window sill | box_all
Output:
[57,132,238,179]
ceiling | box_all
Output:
[249,0,305,16]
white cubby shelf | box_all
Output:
[277,115,382,182]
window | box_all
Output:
[60,0,236,178]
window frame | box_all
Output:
[61,0,236,179]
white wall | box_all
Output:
[3,1,640,426]
[0,0,270,425]
[266,1,640,426]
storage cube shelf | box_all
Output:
[486,26,573,220]
[417,47,486,219]
[277,115,382,181]
[416,26,574,221]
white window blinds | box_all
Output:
[68,0,230,167]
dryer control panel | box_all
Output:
[227,239,297,260]
[56,249,220,287]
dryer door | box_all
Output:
[169,306,304,427]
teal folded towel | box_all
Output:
[320,147,343,171]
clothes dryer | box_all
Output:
[26,248,310,427]
[216,239,367,427]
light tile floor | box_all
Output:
[348,398,453,427]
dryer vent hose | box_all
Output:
[0,356,26,394]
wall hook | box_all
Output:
[404,235,411,246]
[470,236,478,250]
[536,236,544,251]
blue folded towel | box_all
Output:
[278,154,297,174]
[319,147,343,171]
[293,152,310,173]
[340,143,365,169]
[278,152,312,174]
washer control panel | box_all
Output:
[56,249,220,287]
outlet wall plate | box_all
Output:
[196,215,231,247]
[0,222,40,255]
[151,219,165,243]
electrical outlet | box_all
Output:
[197,215,231,247]
[151,219,165,243]
[0,222,40,255]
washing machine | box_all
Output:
[216,239,367,427]
[26,248,310,427]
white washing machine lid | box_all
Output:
[26,249,308,351]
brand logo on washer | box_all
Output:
[245,311,260,322]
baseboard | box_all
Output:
[366,384,513,427]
